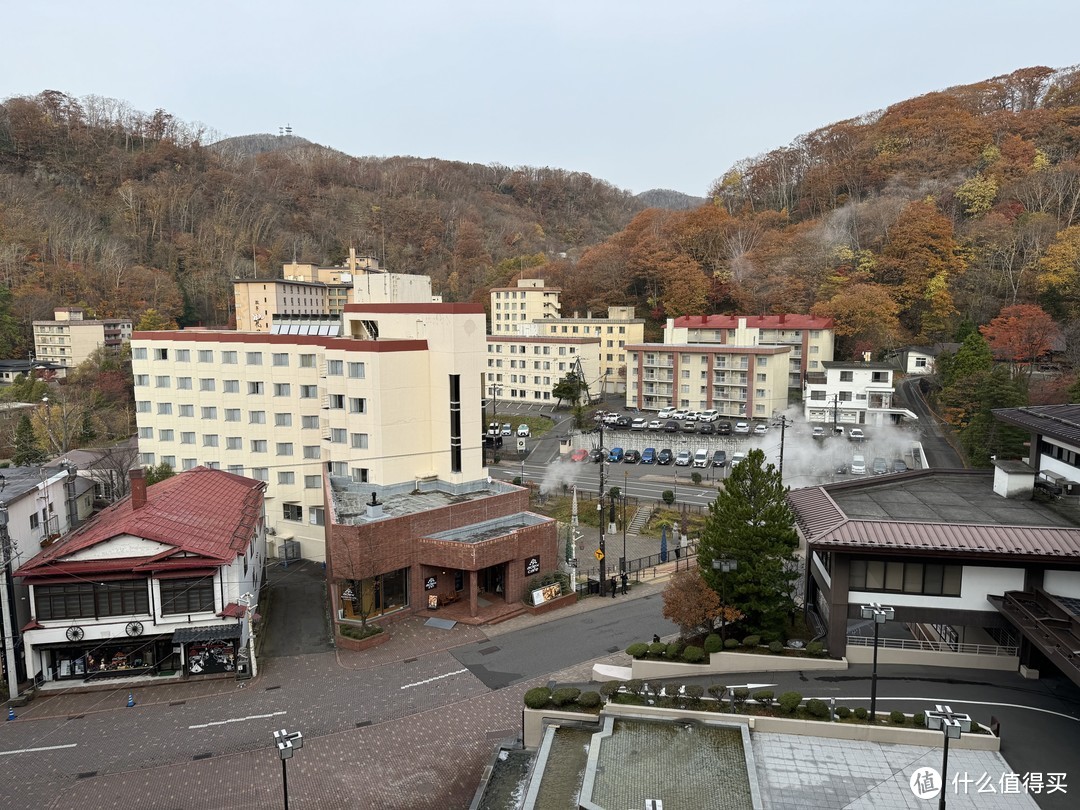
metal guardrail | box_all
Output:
[846,635,1018,657]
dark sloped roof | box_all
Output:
[993,405,1080,449]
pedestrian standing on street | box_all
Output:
[620,572,629,595]
[609,575,617,597]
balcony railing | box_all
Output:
[846,635,1017,657]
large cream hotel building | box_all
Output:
[131,301,487,562]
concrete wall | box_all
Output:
[522,704,1000,752]
[1043,570,1080,597]
[845,645,1020,671]
[630,652,848,679]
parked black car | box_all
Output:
[712,449,727,467]
[623,449,641,464]
[614,416,632,430]
[589,448,606,463]
[698,422,716,435]
[657,448,674,465]
[663,421,680,433]
[716,421,732,435]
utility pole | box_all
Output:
[598,418,607,596]
[773,414,792,484]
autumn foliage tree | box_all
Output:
[662,570,732,638]
[979,304,1059,378]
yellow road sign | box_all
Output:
[594,548,604,561]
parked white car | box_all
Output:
[734,421,750,434]
[674,450,692,466]
[517,424,530,437]
[753,423,768,435]
[658,407,676,419]
[699,409,719,422]
[693,448,709,468]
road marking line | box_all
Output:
[827,696,1080,723]
[188,710,287,729]
[0,743,78,756]
[401,668,468,690]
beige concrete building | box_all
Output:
[485,336,602,405]
[490,279,561,335]
[665,314,835,390]
[131,301,488,562]
[33,308,131,368]
[625,343,792,420]
[533,307,645,394]
[233,279,328,332]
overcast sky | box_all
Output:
[5,1,1079,196]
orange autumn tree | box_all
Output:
[662,569,741,637]
[979,304,1060,378]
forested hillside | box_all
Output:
[549,66,1080,362]
[0,90,646,354]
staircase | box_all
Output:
[626,506,653,536]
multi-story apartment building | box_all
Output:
[625,343,791,419]
[665,314,834,390]
[131,301,489,562]
[282,248,380,317]
[489,279,561,335]
[533,307,645,394]
[233,279,329,332]
[485,336,601,405]
[33,308,132,368]
[803,360,915,427]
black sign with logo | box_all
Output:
[524,556,540,576]
[424,576,437,591]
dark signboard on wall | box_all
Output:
[524,556,540,577]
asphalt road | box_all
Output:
[899,376,965,469]
[451,593,679,689]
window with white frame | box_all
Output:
[248,381,264,395]
[246,352,263,365]
[203,434,219,447]
[158,402,173,415]
[326,360,343,375]
[251,440,267,453]
[177,377,192,390]
[349,397,366,414]
[351,433,368,449]
[348,362,365,379]
[275,413,292,427]
[274,383,291,397]
[272,353,289,367]
[199,378,216,392]
[201,406,217,419]
[277,471,295,485]
[304,475,321,489]
[303,446,320,459]
[222,351,237,364]
[301,415,318,429]
[226,437,242,450]
[225,408,240,422]
[223,380,239,393]
[249,411,265,424]
[179,404,194,417]
[276,442,293,456]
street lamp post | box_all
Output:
[924,704,971,810]
[0,502,19,701]
[712,558,737,645]
[274,728,304,809]
[860,602,894,722]
[621,470,628,574]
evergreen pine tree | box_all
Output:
[12,414,46,467]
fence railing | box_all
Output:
[572,544,698,597]
[846,635,1018,657]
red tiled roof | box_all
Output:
[16,467,265,580]
[219,602,247,619]
[672,314,834,330]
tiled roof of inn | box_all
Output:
[16,467,266,580]
[993,405,1080,449]
[787,469,1080,562]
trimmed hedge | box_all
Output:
[682,645,705,663]
[741,635,760,648]
[807,640,825,657]
[723,638,739,649]
[626,643,649,659]
[578,691,602,709]
[836,706,851,719]
[684,684,704,703]
[854,707,868,720]
[777,691,803,714]
[768,640,784,654]
[805,698,829,718]
[666,642,683,659]
[707,684,727,701]
[889,710,907,725]
[703,634,723,654]
[752,690,774,708]
[551,687,581,707]
[524,687,551,709]
[648,642,666,657]
[599,681,622,699]
[732,688,749,710]
[913,712,926,726]
[338,623,383,640]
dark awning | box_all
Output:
[172,624,241,643]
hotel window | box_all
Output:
[351,468,369,483]
[159,429,174,442]
[246,352,263,365]
[329,394,345,409]
[139,452,155,466]
[299,354,316,368]
[330,462,347,476]
[153,348,169,360]
[249,411,266,424]
[276,442,293,456]
[176,349,190,362]
[348,397,366,414]
[136,401,151,413]
[330,429,346,444]
[198,350,213,362]
[326,360,343,375]
[222,351,237,364]
[275,413,292,427]
[274,383,291,396]
[226,437,242,450]
[248,381,264,395]
[300,385,318,398]
[283,503,303,521]
[227,464,244,475]
[199,378,216,392]
[304,475,321,489]
[203,434,219,447]
[157,403,173,415]
[309,507,325,526]
[134,374,149,387]
[348,362,365,378]
[132,347,147,360]
[303,445,321,459]
[201,406,217,419]
[181,458,197,471]
[225,408,240,422]
[277,471,295,485]
[139,427,153,439]
[179,404,194,417]
[251,439,267,453]
[250,467,269,481]
[161,456,176,468]
[301,415,319,429]
[351,433,369,449]
[223,380,240,393]
[177,377,192,390]
[272,353,289,367]
[181,432,195,444]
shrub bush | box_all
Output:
[703,634,723,654]
[662,490,675,505]
[524,687,551,709]
[732,688,749,710]
[648,642,666,657]
[836,706,851,719]
[684,684,704,704]
[723,638,739,649]
[663,682,684,702]
[768,640,784,654]
[853,707,868,720]
[777,691,803,714]
[913,712,925,727]
[690,472,702,485]
[578,691,602,709]
[626,643,649,659]
[666,642,683,659]
[625,679,645,697]
[806,640,825,657]
[551,687,581,707]
[742,635,760,648]
[889,710,907,725]
[752,690,774,708]
[805,698,829,719]
[338,623,383,641]
[681,645,705,663]
[598,681,622,700]
[707,684,727,701]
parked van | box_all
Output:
[699,409,719,422]
[851,454,867,475]
[693,448,709,468]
